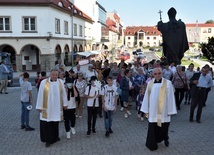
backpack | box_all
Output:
[87,84,92,95]
[73,79,80,104]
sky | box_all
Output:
[97,0,214,27]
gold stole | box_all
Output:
[42,79,63,120]
[148,78,167,127]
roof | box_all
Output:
[186,23,214,27]
[0,0,93,23]
[106,19,119,33]
[124,26,161,36]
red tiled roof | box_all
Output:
[124,26,161,36]
[0,0,93,23]
[186,23,214,27]
[106,19,116,27]
[108,26,118,33]
[106,19,120,33]
[114,13,120,24]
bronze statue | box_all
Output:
[157,7,189,65]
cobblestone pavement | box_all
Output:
[1,87,214,155]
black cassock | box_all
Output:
[146,122,170,151]
[40,121,59,144]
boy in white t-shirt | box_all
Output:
[64,84,78,139]
[101,76,118,138]
[85,76,100,136]
[19,72,34,131]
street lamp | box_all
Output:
[71,7,74,69]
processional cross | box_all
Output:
[158,10,163,21]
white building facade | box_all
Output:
[124,26,162,48]
[106,12,124,50]
[0,0,93,71]
[72,0,110,50]
[186,23,214,44]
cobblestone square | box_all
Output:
[1,87,214,155]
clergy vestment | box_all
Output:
[36,78,68,144]
[141,78,177,151]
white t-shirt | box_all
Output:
[85,70,97,81]
[163,69,172,80]
[169,66,176,74]
[67,97,76,109]
[74,69,85,77]
[185,70,195,81]
[100,85,118,111]
[19,77,32,102]
[85,85,100,107]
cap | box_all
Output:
[26,105,33,110]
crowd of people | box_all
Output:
[18,57,213,150]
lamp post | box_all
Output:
[71,8,74,69]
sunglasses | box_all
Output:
[154,72,161,75]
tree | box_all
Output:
[205,20,214,24]
[201,37,214,61]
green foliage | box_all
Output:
[200,56,208,61]
[156,51,199,67]
[156,51,162,57]
[201,37,214,61]
[181,58,200,67]
[205,20,214,24]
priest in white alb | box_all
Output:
[36,69,68,147]
[141,68,177,151]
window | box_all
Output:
[23,17,36,31]
[24,56,29,60]
[208,28,211,33]
[79,25,82,36]
[64,21,68,35]
[55,19,60,33]
[88,28,91,38]
[0,17,11,31]
[147,37,150,40]
[74,24,77,36]
[153,37,156,40]
[128,37,130,40]
[84,26,87,37]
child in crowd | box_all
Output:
[136,87,146,121]
[59,72,65,83]
[85,76,100,136]
[145,69,154,84]
[19,72,35,131]
[36,71,46,90]
[101,76,118,138]
[64,83,78,139]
